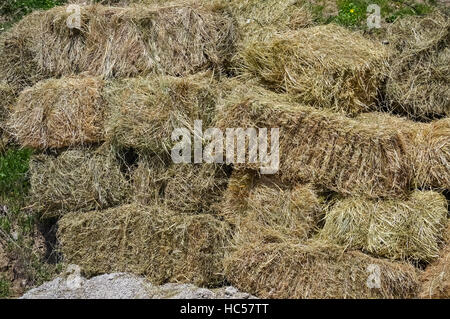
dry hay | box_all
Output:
[420,225,450,299]
[227,0,313,41]
[131,154,170,206]
[224,241,419,299]
[385,11,450,120]
[357,113,450,190]
[7,76,105,150]
[218,169,323,244]
[0,82,17,124]
[57,203,231,287]
[0,3,237,88]
[164,163,229,214]
[414,118,450,190]
[105,72,219,155]
[319,191,448,263]
[0,82,18,150]
[230,178,323,245]
[132,156,229,214]
[218,169,258,222]
[28,148,130,217]
[236,24,389,115]
[215,86,411,198]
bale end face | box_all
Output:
[320,191,448,263]
[8,76,106,150]
[29,149,130,217]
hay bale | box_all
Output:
[105,72,219,154]
[29,149,130,217]
[218,169,323,243]
[132,156,229,214]
[57,203,231,287]
[357,113,450,190]
[224,241,419,299]
[8,76,105,150]
[420,225,450,299]
[0,4,237,88]
[236,24,389,115]
[319,191,448,262]
[215,86,411,198]
[228,0,313,41]
[231,179,323,244]
[164,163,229,214]
[414,118,450,190]
[385,11,450,120]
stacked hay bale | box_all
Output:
[28,149,131,218]
[420,225,450,298]
[58,204,231,286]
[215,9,449,299]
[0,2,238,288]
[1,0,448,299]
[319,191,448,263]
[226,177,324,245]
[215,85,439,298]
[0,3,237,88]
[105,71,232,215]
[7,76,106,149]
[357,112,450,190]
[215,85,411,198]
[226,0,314,41]
[224,242,419,299]
[235,24,390,115]
[104,72,219,155]
[385,11,449,120]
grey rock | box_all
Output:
[20,272,256,299]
